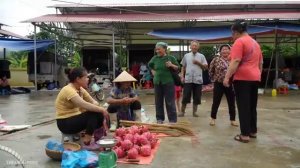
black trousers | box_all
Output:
[154,83,177,123]
[233,80,259,136]
[211,82,236,121]
[107,100,141,113]
[182,83,202,105]
[57,112,104,135]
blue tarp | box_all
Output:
[0,38,54,51]
[148,23,300,41]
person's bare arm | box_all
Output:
[181,66,186,81]
[107,97,124,105]
[85,92,99,105]
[223,59,241,87]
[166,62,179,71]
[151,69,156,76]
[194,60,208,70]
[70,95,108,116]
[130,95,139,102]
[259,55,263,73]
[259,63,263,73]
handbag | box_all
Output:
[169,69,183,86]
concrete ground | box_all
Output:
[0,90,300,168]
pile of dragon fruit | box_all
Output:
[113,125,158,159]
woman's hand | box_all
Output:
[181,76,185,83]
[223,77,230,87]
[166,61,178,71]
[151,70,156,76]
[122,97,132,105]
[165,61,172,68]
[100,108,110,124]
[100,108,109,117]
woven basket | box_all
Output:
[45,142,81,161]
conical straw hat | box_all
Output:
[113,71,137,82]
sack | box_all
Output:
[170,69,182,86]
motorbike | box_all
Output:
[87,73,105,102]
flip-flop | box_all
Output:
[209,120,215,126]
[230,121,239,127]
[234,134,249,143]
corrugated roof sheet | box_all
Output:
[50,0,300,7]
[23,11,300,23]
[0,29,28,39]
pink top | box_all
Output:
[230,35,263,81]
[0,78,9,87]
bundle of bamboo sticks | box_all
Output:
[119,120,194,137]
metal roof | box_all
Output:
[23,11,300,23]
[0,29,28,39]
[50,0,300,7]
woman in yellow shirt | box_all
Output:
[55,67,109,145]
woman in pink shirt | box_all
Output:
[224,20,263,143]
[0,75,11,94]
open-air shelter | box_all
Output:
[23,1,300,90]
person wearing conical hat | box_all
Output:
[106,71,142,126]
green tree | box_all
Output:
[201,46,216,59]
[116,46,127,67]
[27,28,78,67]
[278,44,296,57]
[7,51,28,69]
[27,28,76,59]
[261,44,297,58]
[261,44,274,58]
[68,51,81,67]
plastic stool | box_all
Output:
[144,81,153,89]
[278,87,288,94]
[61,133,81,143]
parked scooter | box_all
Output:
[87,73,105,102]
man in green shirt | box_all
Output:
[148,42,180,124]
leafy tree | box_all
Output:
[261,44,274,58]
[116,46,127,67]
[261,44,297,58]
[200,46,216,59]
[278,44,296,57]
[7,51,28,69]
[27,28,77,66]
[68,51,81,67]
[28,28,76,56]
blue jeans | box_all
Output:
[154,83,177,123]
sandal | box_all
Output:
[209,119,215,126]
[234,134,249,143]
[231,121,239,127]
[249,133,257,138]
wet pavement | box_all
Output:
[0,90,300,168]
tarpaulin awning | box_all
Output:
[147,23,300,41]
[0,38,54,51]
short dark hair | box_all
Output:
[219,44,231,52]
[65,67,87,82]
[231,20,248,33]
